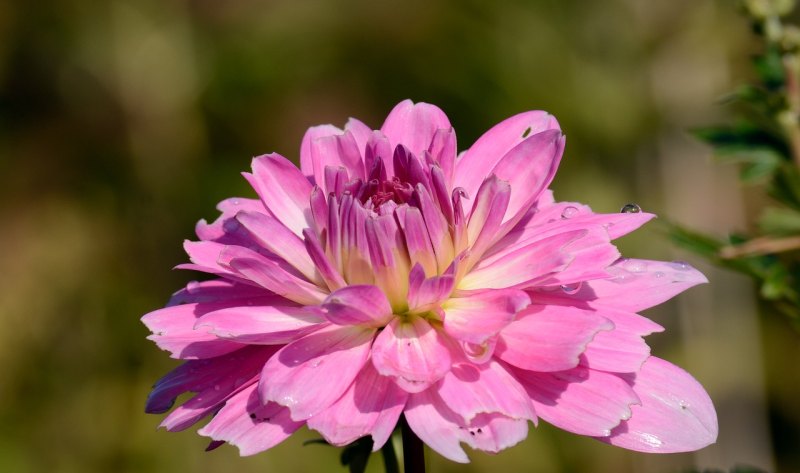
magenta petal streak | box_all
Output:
[143,100,716,461]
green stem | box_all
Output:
[380,433,400,473]
[400,415,425,473]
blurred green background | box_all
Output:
[1,0,798,472]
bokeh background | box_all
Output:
[2,0,799,472]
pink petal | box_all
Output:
[398,206,438,277]
[489,129,565,227]
[442,289,530,344]
[306,362,408,449]
[194,305,324,344]
[496,304,613,372]
[580,309,663,373]
[195,197,265,242]
[513,365,640,437]
[246,154,313,236]
[259,325,374,420]
[534,258,708,312]
[302,228,347,291]
[380,100,452,157]
[235,211,323,286]
[404,389,530,463]
[220,245,328,306]
[454,110,559,201]
[428,128,457,186]
[143,297,281,359]
[414,183,455,274]
[300,124,343,182]
[601,357,718,452]
[407,263,456,312]
[371,316,452,393]
[197,384,304,456]
[365,214,410,309]
[465,175,511,266]
[309,131,365,191]
[166,279,267,306]
[148,346,276,430]
[437,361,536,423]
[321,285,394,327]
[458,230,580,291]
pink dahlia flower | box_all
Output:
[143,100,717,462]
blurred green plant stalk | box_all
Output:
[672,0,800,328]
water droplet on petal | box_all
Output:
[561,206,578,219]
[223,218,240,233]
[620,203,642,214]
[623,259,647,273]
[654,271,665,279]
[231,199,241,205]
[678,400,689,410]
[560,282,582,294]
[671,260,691,271]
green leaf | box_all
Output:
[754,45,786,89]
[761,262,790,299]
[759,206,800,234]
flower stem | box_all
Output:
[400,415,425,473]
[380,432,400,473]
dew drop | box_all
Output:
[671,260,691,271]
[232,199,241,206]
[560,282,582,294]
[654,271,665,279]
[223,218,240,233]
[622,259,647,273]
[561,206,578,219]
[678,400,689,410]
[620,203,642,214]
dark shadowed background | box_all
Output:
[1,0,798,472]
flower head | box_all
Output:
[143,100,717,462]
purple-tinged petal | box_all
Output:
[365,131,394,178]
[221,245,328,306]
[309,186,328,235]
[454,110,559,200]
[496,305,613,372]
[300,124,343,182]
[429,165,454,224]
[245,154,313,237]
[535,227,620,287]
[465,175,511,267]
[442,289,530,344]
[458,230,580,291]
[372,316,452,393]
[259,325,374,421]
[601,357,718,452]
[321,285,394,327]
[399,206,438,277]
[195,197,264,242]
[197,384,304,456]
[489,130,565,226]
[533,258,709,312]
[166,279,267,306]
[306,362,408,450]
[345,117,372,156]
[339,196,375,285]
[302,228,346,291]
[235,211,323,286]
[513,365,640,437]
[148,346,276,429]
[324,165,350,197]
[365,214,410,310]
[194,305,324,344]
[438,361,536,423]
[306,131,365,191]
[414,183,455,274]
[407,263,456,312]
[381,100,452,156]
[428,128,457,186]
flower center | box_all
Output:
[361,177,414,207]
